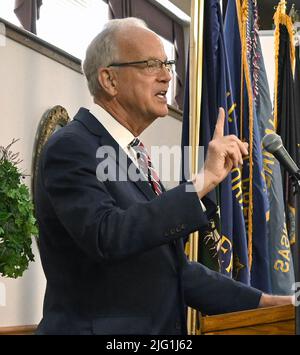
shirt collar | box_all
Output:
[89,102,136,152]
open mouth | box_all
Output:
[155,91,167,100]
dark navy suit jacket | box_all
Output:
[35,108,262,335]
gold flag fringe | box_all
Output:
[236,0,254,270]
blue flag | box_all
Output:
[252,0,294,294]
[269,4,296,294]
[181,29,220,272]
[181,0,250,283]
[224,0,271,293]
[215,2,250,283]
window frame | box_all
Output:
[0,17,182,121]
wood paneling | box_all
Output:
[0,325,37,335]
[201,305,295,335]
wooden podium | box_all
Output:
[200,304,295,335]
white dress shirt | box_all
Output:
[89,103,141,166]
[89,103,206,211]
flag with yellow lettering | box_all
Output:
[254,2,294,294]
[274,5,298,267]
[224,0,271,292]
[215,0,250,283]
[181,0,250,282]
[181,57,220,272]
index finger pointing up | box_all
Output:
[213,107,225,139]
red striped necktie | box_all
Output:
[130,138,163,196]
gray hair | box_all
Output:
[82,17,148,97]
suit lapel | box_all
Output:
[74,108,157,200]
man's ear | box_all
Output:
[97,68,118,96]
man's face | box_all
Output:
[114,28,172,126]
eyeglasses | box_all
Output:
[108,59,175,74]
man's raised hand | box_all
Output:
[193,107,249,198]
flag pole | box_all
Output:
[187,0,205,335]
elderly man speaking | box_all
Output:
[35,18,293,335]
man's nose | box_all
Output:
[158,66,172,82]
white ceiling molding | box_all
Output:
[149,0,191,25]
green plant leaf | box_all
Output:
[0,140,38,278]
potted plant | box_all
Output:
[0,139,38,278]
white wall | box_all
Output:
[0,35,90,327]
[0,33,182,327]
[260,31,276,102]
